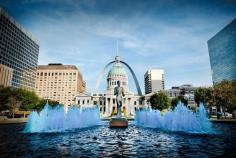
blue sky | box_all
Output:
[1,0,236,93]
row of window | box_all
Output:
[37,72,77,76]
[77,99,141,106]
[0,43,38,68]
[0,32,38,58]
[37,88,76,91]
[108,80,126,86]
[0,14,39,50]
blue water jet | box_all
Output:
[135,102,214,133]
[24,104,101,133]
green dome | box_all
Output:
[108,65,127,77]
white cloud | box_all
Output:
[18,2,233,92]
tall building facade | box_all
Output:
[35,63,86,107]
[208,18,236,83]
[0,7,39,90]
[144,69,165,94]
[0,64,13,87]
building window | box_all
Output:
[134,101,136,105]
[82,100,85,104]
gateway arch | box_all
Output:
[95,56,142,95]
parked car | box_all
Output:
[224,112,233,118]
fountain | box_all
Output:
[135,102,213,133]
[24,101,213,133]
[24,104,101,133]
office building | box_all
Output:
[0,64,13,87]
[0,7,39,90]
[165,84,197,108]
[208,18,236,83]
[35,63,86,107]
[144,69,165,94]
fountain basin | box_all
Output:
[109,117,128,128]
[0,122,236,157]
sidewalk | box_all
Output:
[209,118,236,123]
[0,118,27,124]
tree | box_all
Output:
[194,87,208,106]
[178,95,188,106]
[213,81,236,113]
[0,86,63,112]
[20,90,40,110]
[7,96,21,118]
[0,86,40,111]
[170,96,188,110]
[171,97,179,110]
[0,86,12,111]
[194,81,236,117]
[35,99,60,110]
[149,92,170,111]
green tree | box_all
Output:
[196,81,236,117]
[0,86,12,111]
[170,96,188,110]
[178,95,188,106]
[213,81,236,113]
[20,90,40,110]
[7,96,21,118]
[35,99,60,110]
[150,92,170,111]
[171,97,179,110]
[0,86,40,111]
[194,87,208,106]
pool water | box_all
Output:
[0,122,236,157]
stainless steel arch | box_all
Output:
[95,60,142,95]
[120,61,142,95]
[95,61,115,93]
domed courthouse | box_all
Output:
[75,55,144,117]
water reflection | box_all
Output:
[0,123,235,157]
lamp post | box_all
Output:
[45,95,49,105]
[99,94,105,114]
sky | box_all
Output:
[1,0,236,93]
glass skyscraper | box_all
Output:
[207,18,236,83]
[0,7,39,90]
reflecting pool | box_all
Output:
[0,122,235,157]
